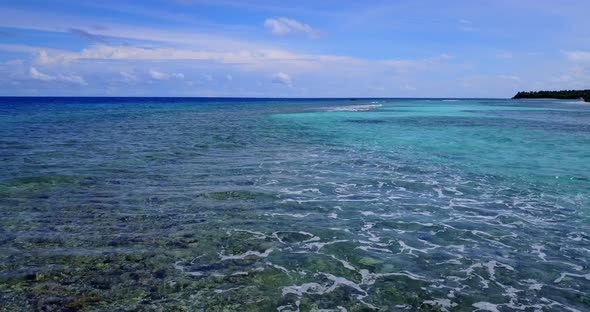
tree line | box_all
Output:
[513,89,590,102]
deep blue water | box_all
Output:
[0,97,589,311]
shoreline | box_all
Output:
[514,98,589,103]
[515,98,589,104]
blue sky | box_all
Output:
[1,0,589,97]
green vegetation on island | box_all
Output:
[513,89,590,102]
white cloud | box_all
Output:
[30,67,55,81]
[496,52,513,59]
[59,74,87,85]
[37,50,54,65]
[21,44,312,66]
[498,75,521,82]
[119,71,137,83]
[564,50,590,62]
[264,17,318,38]
[401,84,417,91]
[550,65,589,87]
[4,43,454,96]
[272,72,292,86]
[556,75,573,83]
[149,70,184,80]
[458,19,476,32]
[1,43,451,76]
[568,64,585,75]
[29,67,87,85]
[1,44,353,74]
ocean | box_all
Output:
[0,97,589,311]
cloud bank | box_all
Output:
[271,72,292,86]
[29,67,87,85]
[149,70,184,80]
[264,17,318,38]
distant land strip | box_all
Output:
[513,89,590,102]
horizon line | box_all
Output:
[0,96,510,100]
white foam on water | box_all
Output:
[359,269,430,285]
[522,279,544,290]
[554,272,590,283]
[505,302,544,311]
[483,261,514,280]
[356,245,393,254]
[173,261,185,272]
[328,227,351,233]
[279,187,321,195]
[327,255,357,271]
[443,186,463,195]
[567,232,586,242]
[327,182,357,188]
[266,261,291,274]
[281,198,379,204]
[324,104,383,112]
[322,272,367,295]
[531,244,547,261]
[303,236,321,243]
[357,298,379,310]
[211,273,226,278]
[276,301,301,312]
[359,210,399,218]
[556,261,584,271]
[434,187,446,198]
[463,261,514,283]
[423,299,457,311]
[316,308,347,312]
[272,231,319,245]
[398,240,433,256]
[495,281,521,299]
[281,269,383,310]
[435,259,463,265]
[458,261,514,290]
[360,221,380,242]
[282,282,328,297]
[304,239,348,251]
[230,271,250,276]
[472,302,501,312]
[174,260,205,277]
[270,212,311,218]
[471,230,494,237]
[233,229,267,239]
[417,238,465,253]
[214,286,246,294]
[219,248,273,261]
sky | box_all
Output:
[0,0,589,98]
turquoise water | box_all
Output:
[0,98,589,311]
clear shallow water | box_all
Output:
[0,97,589,311]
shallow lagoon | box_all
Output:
[0,98,589,311]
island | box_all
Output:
[513,89,590,102]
